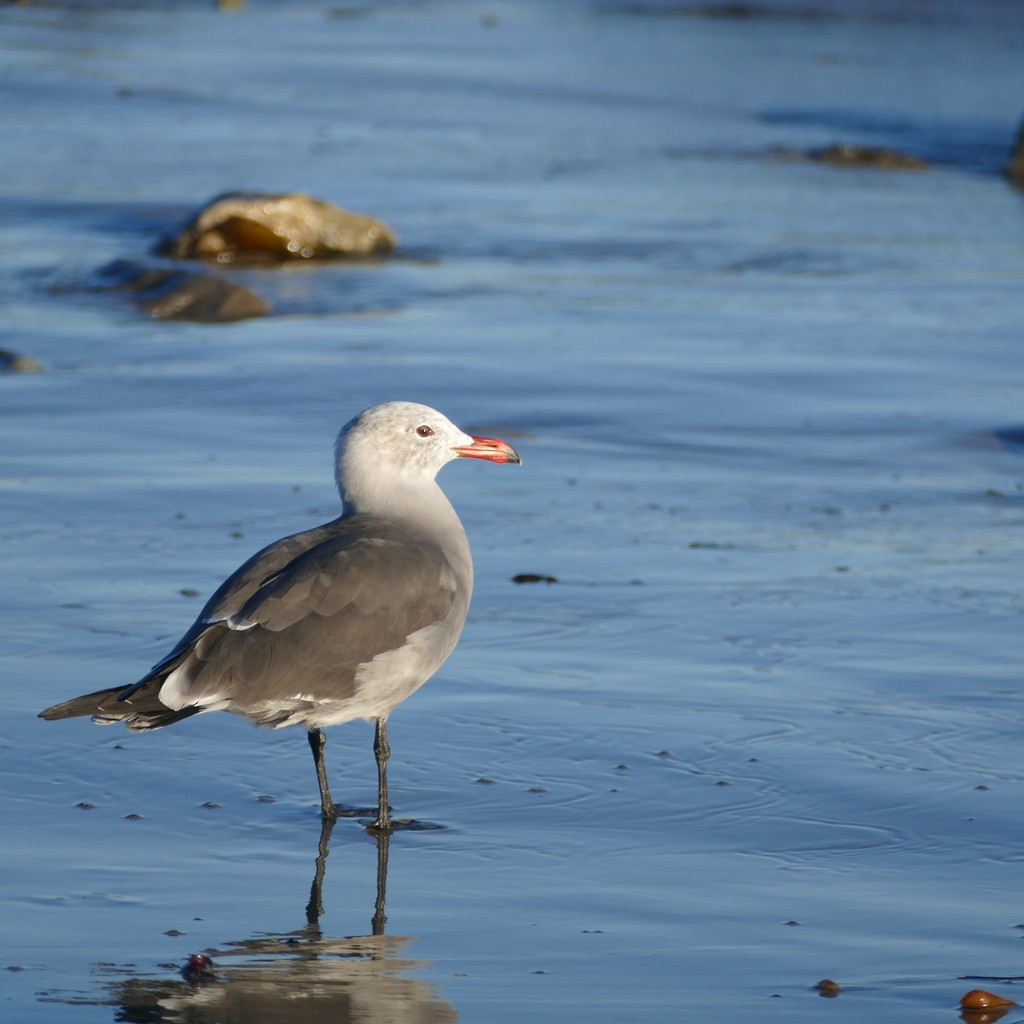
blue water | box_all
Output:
[3,1,1024,1022]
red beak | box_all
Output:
[452,434,522,465]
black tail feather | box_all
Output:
[39,682,202,731]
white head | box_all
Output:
[335,401,520,518]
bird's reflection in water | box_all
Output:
[73,820,456,1024]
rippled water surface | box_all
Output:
[3,2,1024,1022]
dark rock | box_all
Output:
[97,259,269,322]
[613,3,836,21]
[181,953,217,986]
[512,573,559,584]
[157,191,397,264]
[1005,118,1024,188]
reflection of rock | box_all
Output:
[811,144,929,170]
[158,192,397,264]
[1006,118,1024,188]
[97,259,269,322]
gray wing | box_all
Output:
[144,517,351,677]
[124,515,458,712]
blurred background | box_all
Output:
[2,2,1024,1022]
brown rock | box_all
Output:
[138,273,269,322]
[960,989,1017,1010]
[159,192,397,264]
[98,260,269,323]
[812,144,929,171]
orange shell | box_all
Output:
[960,989,1017,1010]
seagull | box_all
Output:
[40,401,521,831]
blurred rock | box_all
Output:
[158,192,397,264]
[0,348,43,373]
[97,259,269,322]
[811,144,929,170]
[1005,118,1024,188]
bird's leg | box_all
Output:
[308,728,340,819]
[370,716,392,832]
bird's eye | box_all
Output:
[415,424,435,438]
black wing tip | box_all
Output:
[38,700,84,721]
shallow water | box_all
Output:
[3,1,1024,1021]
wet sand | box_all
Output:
[2,1,1024,1021]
